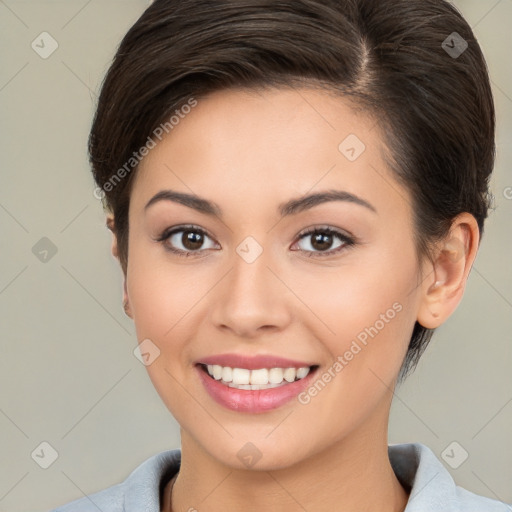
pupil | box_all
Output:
[183,231,203,250]
[312,232,332,251]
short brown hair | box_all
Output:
[89,0,495,382]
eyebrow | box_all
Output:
[144,189,377,218]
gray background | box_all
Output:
[0,1,511,510]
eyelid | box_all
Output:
[156,224,215,243]
[295,224,355,241]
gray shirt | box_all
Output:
[49,442,511,511]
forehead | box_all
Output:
[139,86,379,169]
[131,87,409,221]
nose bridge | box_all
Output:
[232,244,271,296]
[210,240,290,336]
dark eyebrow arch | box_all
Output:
[145,190,222,217]
[144,189,377,218]
[279,190,377,216]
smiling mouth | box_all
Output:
[198,363,319,391]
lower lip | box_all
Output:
[196,365,317,413]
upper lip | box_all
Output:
[197,353,316,370]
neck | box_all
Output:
[166,419,409,512]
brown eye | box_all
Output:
[181,230,205,250]
[293,227,355,257]
[310,232,334,251]
[158,225,218,256]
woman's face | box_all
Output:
[124,87,425,470]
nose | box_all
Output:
[210,248,292,339]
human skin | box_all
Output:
[110,87,479,511]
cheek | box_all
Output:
[297,256,415,347]
[295,251,419,400]
[293,277,416,444]
[125,248,203,417]
[126,242,200,337]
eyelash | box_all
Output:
[156,224,356,258]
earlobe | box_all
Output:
[106,214,133,318]
[122,278,133,318]
[106,215,119,260]
[416,214,479,329]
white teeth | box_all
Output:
[221,366,233,382]
[230,383,251,390]
[296,367,310,379]
[268,368,284,384]
[212,365,223,380]
[250,368,269,385]
[204,364,313,389]
[232,368,250,385]
[283,367,296,382]
[228,382,288,390]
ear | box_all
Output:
[106,215,133,318]
[106,215,119,259]
[416,213,480,329]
